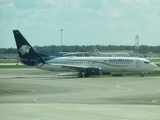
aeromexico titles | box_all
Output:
[13,30,158,78]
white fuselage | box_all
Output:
[39,57,157,74]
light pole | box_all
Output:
[60,29,63,46]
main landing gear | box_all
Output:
[78,73,83,78]
[78,72,90,78]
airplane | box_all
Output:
[13,30,158,78]
[94,47,130,57]
[62,52,91,57]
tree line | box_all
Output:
[0,45,160,56]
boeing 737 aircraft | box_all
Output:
[13,30,158,78]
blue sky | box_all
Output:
[0,0,160,48]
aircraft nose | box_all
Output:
[151,63,158,70]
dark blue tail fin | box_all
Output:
[13,30,46,66]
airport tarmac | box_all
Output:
[0,68,160,120]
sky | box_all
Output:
[0,0,160,48]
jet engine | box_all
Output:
[86,67,102,75]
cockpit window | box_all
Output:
[144,61,151,64]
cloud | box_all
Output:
[0,1,15,19]
[0,0,160,48]
[14,0,37,9]
[80,0,103,9]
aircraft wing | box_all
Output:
[38,63,88,71]
[61,64,88,72]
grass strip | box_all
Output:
[0,65,29,68]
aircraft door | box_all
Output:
[136,60,140,67]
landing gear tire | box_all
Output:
[78,73,83,78]
[140,74,144,77]
[84,73,89,77]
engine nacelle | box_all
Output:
[86,67,102,75]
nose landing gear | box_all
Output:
[140,74,144,77]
